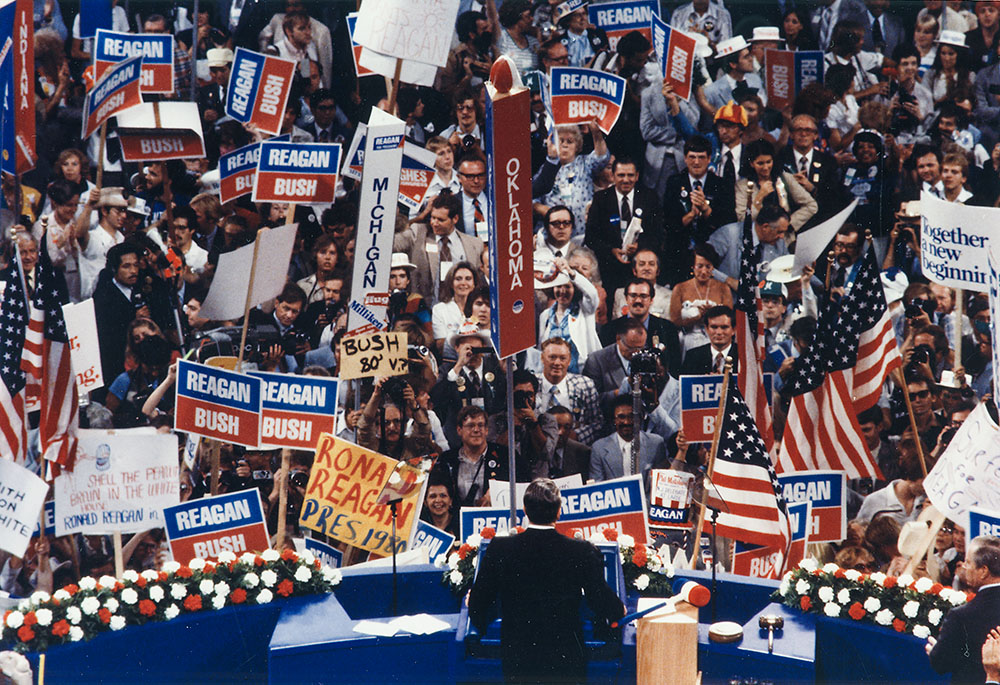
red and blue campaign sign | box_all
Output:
[303,537,343,568]
[778,470,845,543]
[81,54,142,139]
[733,500,810,579]
[253,141,341,204]
[558,476,649,543]
[225,47,296,136]
[346,12,375,78]
[650,15,696,101]
[588,0,657,50]
[549,66,626,134]
[413,520,456,565]
[94,30,174,94]
[765,49,824,111]
[219,141,261,203]
[968,507,1000,548]
[648,469,695,531]
[174,359,262,448]
[341,123,366,182]
[399,142,438,211]
[681,373,773,442]
[248,371,338,450]
[163,490,270,563]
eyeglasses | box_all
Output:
[459,171,487,179]
[461,422,487,430]
[627,292,651,300]
[909,389,931,400]
[548,219,573,227]
[456,103,476,112]
[546,54,570,64]
[792,127,818,134]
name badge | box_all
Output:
[426,242,439,253]
[440,260,453,281]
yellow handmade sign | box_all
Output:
[338,331,408,380]
[299,433,422,554]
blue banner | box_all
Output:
[303,537,343,568]
[163,489,266,540]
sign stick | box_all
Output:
[113,531,124,578]
[275,448,291,550]
[954,288,964,366]
[210,440,221,496]
[38,654,45,685]
[387,58,402,115]
[285,203,296,226]
[690,358,733,570]
[506,361,516,527]
[894,367,929,477]
[236,228,266,371]
[95,121,108,189]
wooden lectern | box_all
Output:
[636,598,701,685]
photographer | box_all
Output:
[247,283,311,371]
[299,276,347,350]
[884,202,922,280]
[885,44,933,136]
[506,369,561,480]
[357,376,434,461]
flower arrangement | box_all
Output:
[1,549,342,653]
[439,526,523,598]
[774,559,973,638]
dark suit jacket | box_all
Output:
[680,343,739,376]
[662,170,736,285]
[93,273,137,385]
[584,185,664,295]
[435,442,512,507]
[554,438,591,480]
[776,146,844,225]
[196,83,225,122]
[430,357,506,450]
[469,528,624,681]
[599,315,682,379]
[928,584,1000,683]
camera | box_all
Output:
[281,329,310,356]
[131,289,147,311]
[382,376,411,407]
[289,471,309,489]
[630,348,659,376]
[904,298,935,320]
[910,344,935,365]
[513,389,534,410]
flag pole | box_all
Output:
[236,228,266,371]
[689,357,733,570]
[275,448,291,551]
[95,122,108,190]
[953,288,964,369]
[894,367,929,477]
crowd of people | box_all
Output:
[2,0,1000,642]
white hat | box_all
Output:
[98,187,128,208]
[691,32,713,60]
[880,268,909,305]
[206,48,234,67]
[126,196,150,216]
[936,30,967,48]
[533,259,571,290]
[760,255,800,284]
[390,252,416,270]
[749,27,782,43]
[714,35,749,60]
[554,0,587,23]
[448,318,492,350]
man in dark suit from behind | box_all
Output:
[469,478,625,683]
[927,535,1000,683]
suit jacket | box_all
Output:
[393,225,485,304]
[196,83,225,121]
[582,344,628,415]
[776,146,844,225]
[303,121,350,145]
[430,357,506,450]
[554,438,591,480]
[862,13,905,56]
[93,273,138,385]
[584,185,664,296]
[680,343,739,376]
[599,315,682,379]
[928,584,1000,683]
[588,430,665,483]
[535,373,604,446]
[662,170,736,285]
[435,442,512,507]
[469,528,624,681]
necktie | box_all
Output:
[621,195,632,227]
[798,155,808,174]
[714,353,723,373]
[871,17,884,50]
[439,236,452,263]
[473,198,485,225]
[465,370,481,396]
[723,151,735,187]
[693,179,703,193]
[548,386,561,408]
[319,128,330,142]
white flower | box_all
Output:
[109,616,126,631]
[212,594,227,610]
[897,574,915,587]
[69,626,84,642]
[863,597,881,613]
[875,608,894,626]
[199,579,215,595]
[16,599,28,611]
[170,583,188,600]
[164,604,180,620]
[663,562,675,578]
[823,602,841,617]
[299,551,315,566]
[256,589,273,604]
[912,624,931,639]
[589,533,606,546]
[822,563,840,574]
[817,586,834,603]
[799,559,818,572]
[149,586,165,603]
[914,577,933,593]
[837,588,851,604]
[294,566,312,583]
[261,549,280,562]
[30,591,50,604]
[870,572,887,586]
[844,569,862,582]
[795,579,811,595]
[634,575,650,591]
[467,534,482,549]
[450,570,464,585]
[434,556,447,569]
[260,570,278,587]
[81,597,100,616]
[141,570,159,582]
[122,570,139,583]
[243,573,260,588]
[5,611,23,629]
[217,550,237,564]
[321,567,341,585]
[162,561,181,574]
[648,555,662,573]
[902,600,920,618]
[240,552,257,565]
[447,553,460,570]
[618,534,635,550]
[66,606,82,625]
[99,575,118,588]
[33,608,52,627]
[53,589,71,602]
[928,608,943,626]
[214,582,230,597]
[189,558,206,571]
[120,588,139,605]
[779,579,790,596]
[78,577,97,591]
[948,591,968,606]
[104,598,119,613]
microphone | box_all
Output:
[609,581,711,628]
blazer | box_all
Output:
[733,173,818,233]
[775,146,845,225]
[599,314,682,379]
[928,584,1000,683]
[584,185,664,294]
[430,357,506,450]
[435,441,512,507]
[469,528,624,681]
[862,13,906,57]
[555,438,591,480]
[588,430,665,483]
[663,170,736,285]
[680,343,739,376]
[93,274,137,385]
[393,225,485,304]
[582,343,628,415]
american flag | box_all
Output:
[0,250,30,463]
[708,378,790,550]
[734,210,774,450]
[851,252,901,413]
[777,246,891,479]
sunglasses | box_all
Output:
[909,389,931,401]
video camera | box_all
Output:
[189,325,282,364]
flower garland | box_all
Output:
[441,527,676,597]
[774,559,973,638]
[1,549,342,653]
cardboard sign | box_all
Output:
[413,520,455,564]
[219,141,262,203]
[764,49,824,111]
[225,47,296,136]
[2,0,36,174]
[648,469,695,530]
[301,537,343,568]
[346,109,404,336]
[78,0,112,39]
[485,70,536,359]
[651,16,696,101]
[777,471,845,543]
[94,30,174,94]
[352,0,460,67]
[732,500,810,579]
[549,66,626,135]
[54,430,179,536]
[588,0,657,50]
[299,434,424,555]
[81,54,143,139]
[681,374,773,442]
[31,501,56,538]
[62,299,104,393]
[253,141,341,204]
[0,458,48,558]
[338,331,408,380]
[921,191,995,293]
[164,489,270,563]
[116,101,206,161]
[460,507,527,540]
[341,122,367,182]
[398,142,438,210]
[969,506,1000,548]
[487,475,583,510]
[557,476,649,543]
[345,13,375,77]
[249,371,339,450]
[175,360,262,447]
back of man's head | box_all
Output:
[523,478,561,525]
[969,536,1000,579]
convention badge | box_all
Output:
[485,372,495,383]
[426,241,439,253]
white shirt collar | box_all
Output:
[542,376,568,397]
[113,280,133,301]
[711,343,732,359]
[688,172,707,187]
[795,149,813,167]
[614,188,635,206]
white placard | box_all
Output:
[921,191,996,293]
[793,199,857,271]
[62,299,105,393]
[488,474,583,510]
[54,429,180,536]
[358,47,438,87]
[990,242,1000,414]
[199,223,298,321]
[0,459,49,558]
[353,0,460,67]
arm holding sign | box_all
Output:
[142,362,177,419]
[74,188,100,249]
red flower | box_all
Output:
[51,620,71,637]
[1,610,8,624]
[929,583,943,595]
[457,544,472,560]
[254,556,265,567]
[98,608,111,625]
[800,596,812,611]
[231,588,247,604]
[313,560,321,570]
[893,619,906,633]
[632,548,648,568]
[183,595,202,612]
[967,591,977,602]
[158,572,168,582]
[603,528,619,541]
[277,579,294,597]
[138,600,156,617]
[17,626,35,642]
[480,527,496,540]
[114,582,124,592]
[281,549,298,562]
[204,562,217,574]
[176,566,193,579]
[65,584,79,595]
[848,602,866,621]
[135,576,147,588]
[834,569,846,579]
[883,576,898,589]
[514,526,525,534]
[22,611,37,627]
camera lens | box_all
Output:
[290,471,309,489]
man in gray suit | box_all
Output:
[589,395,666,484]
[583,318,646,417]
[393,191,485,306]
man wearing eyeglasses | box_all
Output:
[534,205,576,262]
[455,154,490,240]
[435,406,510,507]
[776,114,843,225]
[304,89,350,144]
[599,278,682,378]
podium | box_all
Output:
[636,599,700,685]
